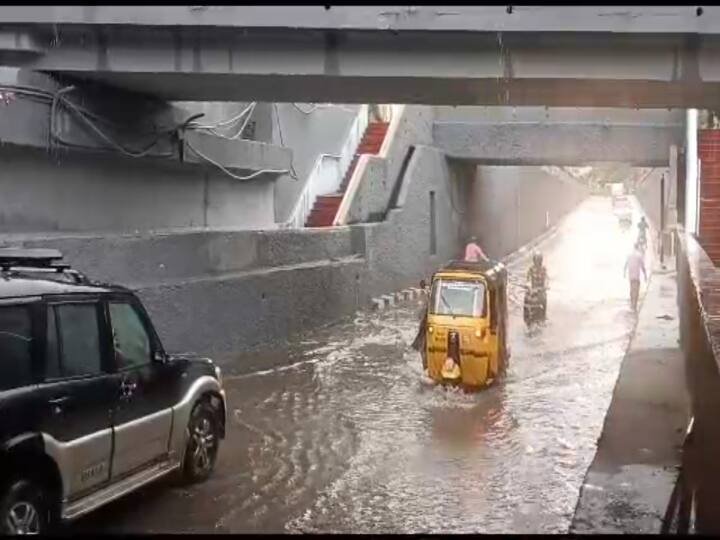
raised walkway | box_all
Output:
[570,226,690,533]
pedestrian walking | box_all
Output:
[624,241,647,312]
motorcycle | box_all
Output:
[523,284,547,327]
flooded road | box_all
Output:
[77,197,643,534]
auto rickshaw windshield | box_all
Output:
[429,279,487,317]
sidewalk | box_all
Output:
[570,261,690,533]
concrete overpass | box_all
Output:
[3,6,720,107]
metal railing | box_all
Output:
[283,104,369,229]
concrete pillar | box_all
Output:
[668,144,679,227]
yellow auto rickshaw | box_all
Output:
[422,259,509,390]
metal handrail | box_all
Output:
[283,153,340,229]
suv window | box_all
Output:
[0,305,33,390]
[48,303,102,379]
[109,302,151,370]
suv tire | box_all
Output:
[181,400,220,484]
[0,478,49,535]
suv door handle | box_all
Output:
[48,396,69,415]
[120,380,137,399]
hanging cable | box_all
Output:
[189,102,256,130]
[55,96,171,158]
[0,83,177,136]
[50,90,200,159]
[191,102,257,141]
[291,103,357,115]
[49,85,76,153]
[273,103,299,180]
[184,138,289,181]
[229,102,257,140]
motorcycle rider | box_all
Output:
[526,252,548,319]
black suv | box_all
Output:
[0,249,226,534]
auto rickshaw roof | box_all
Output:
[434,259,507,286]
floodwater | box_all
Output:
[76,196,642,534]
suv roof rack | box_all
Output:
[0,248,66,271]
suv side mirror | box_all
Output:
[152,350,167,364]
[420,279,426,290]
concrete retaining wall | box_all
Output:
[467,166,590,259]
[7,227,355,286]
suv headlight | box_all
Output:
[214,365,223,386]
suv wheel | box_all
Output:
[182,400,220,483]
[0,479,48,535]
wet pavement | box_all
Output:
[74,197,644,534]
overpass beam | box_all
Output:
[6,27,720,106]
[433,122,683,167]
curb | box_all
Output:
[371,286,426,311]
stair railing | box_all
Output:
[333,104,405,226]
[283,104,369,229]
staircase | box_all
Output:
[305,121,390,227]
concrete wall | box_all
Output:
[0,147,276,232]
[467,166,590,259]
[271,103,360,223]
[359,145,465,296]
[8,227,356,286]
[676,233,720,534]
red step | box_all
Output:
[358,143,383,153]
